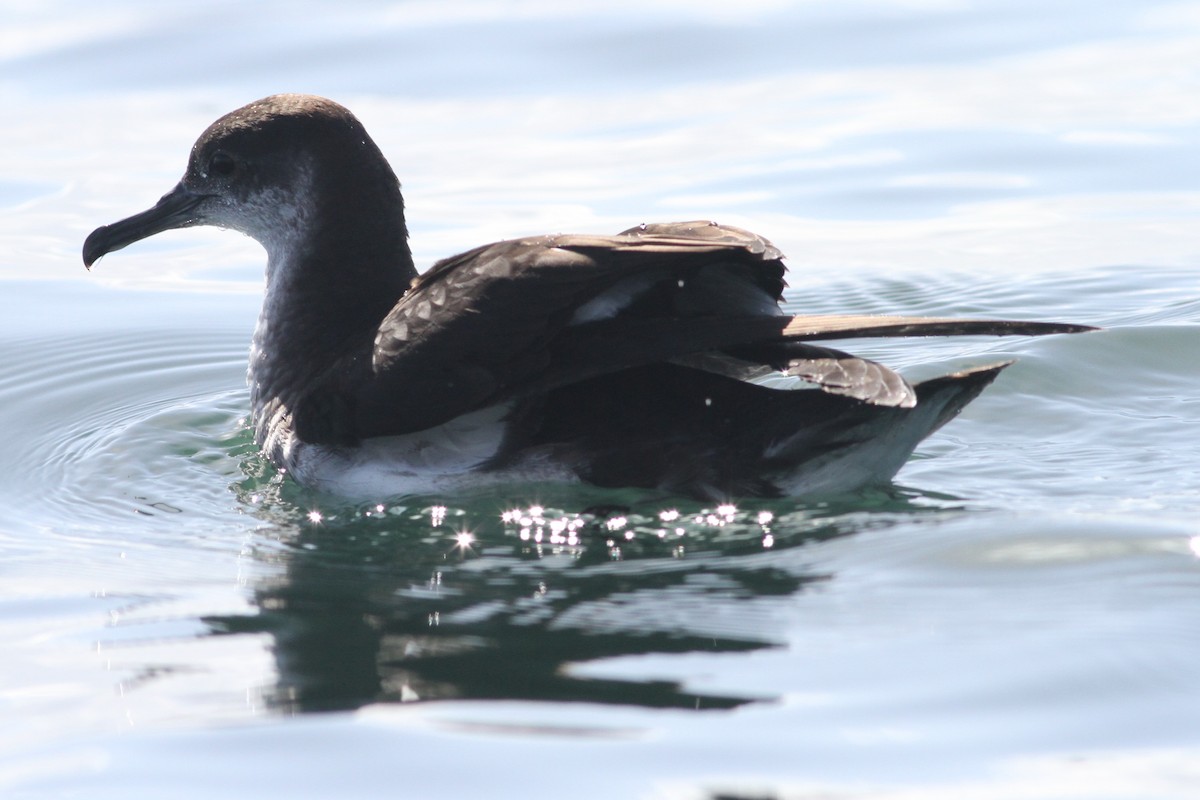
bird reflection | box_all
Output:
[210,479,933,715]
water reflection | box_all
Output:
[211,480,929,714]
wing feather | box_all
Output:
[350,222,1093,438]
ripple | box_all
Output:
[785,263,1199,328]
[777,264,1200,515]
[3,263,1194,536]
[0,329,254,535]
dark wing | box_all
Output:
[354,222,787,436]
[527,313,1090,409]
[351,221,1094,438]
[777,315,1094,339]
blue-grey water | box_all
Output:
[2,2,1199,798]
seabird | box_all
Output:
[82,94,1092,500]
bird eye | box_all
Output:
[208,152,237,177]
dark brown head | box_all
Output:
[83,94,412,281]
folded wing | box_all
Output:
[352,221,1092,438]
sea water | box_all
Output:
[1,2,1198,797]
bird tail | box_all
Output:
[761,361,1011,497]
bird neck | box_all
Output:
[248,172,418,443]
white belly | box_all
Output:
[283,403,576,499]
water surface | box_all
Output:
[2,2,1199,798]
